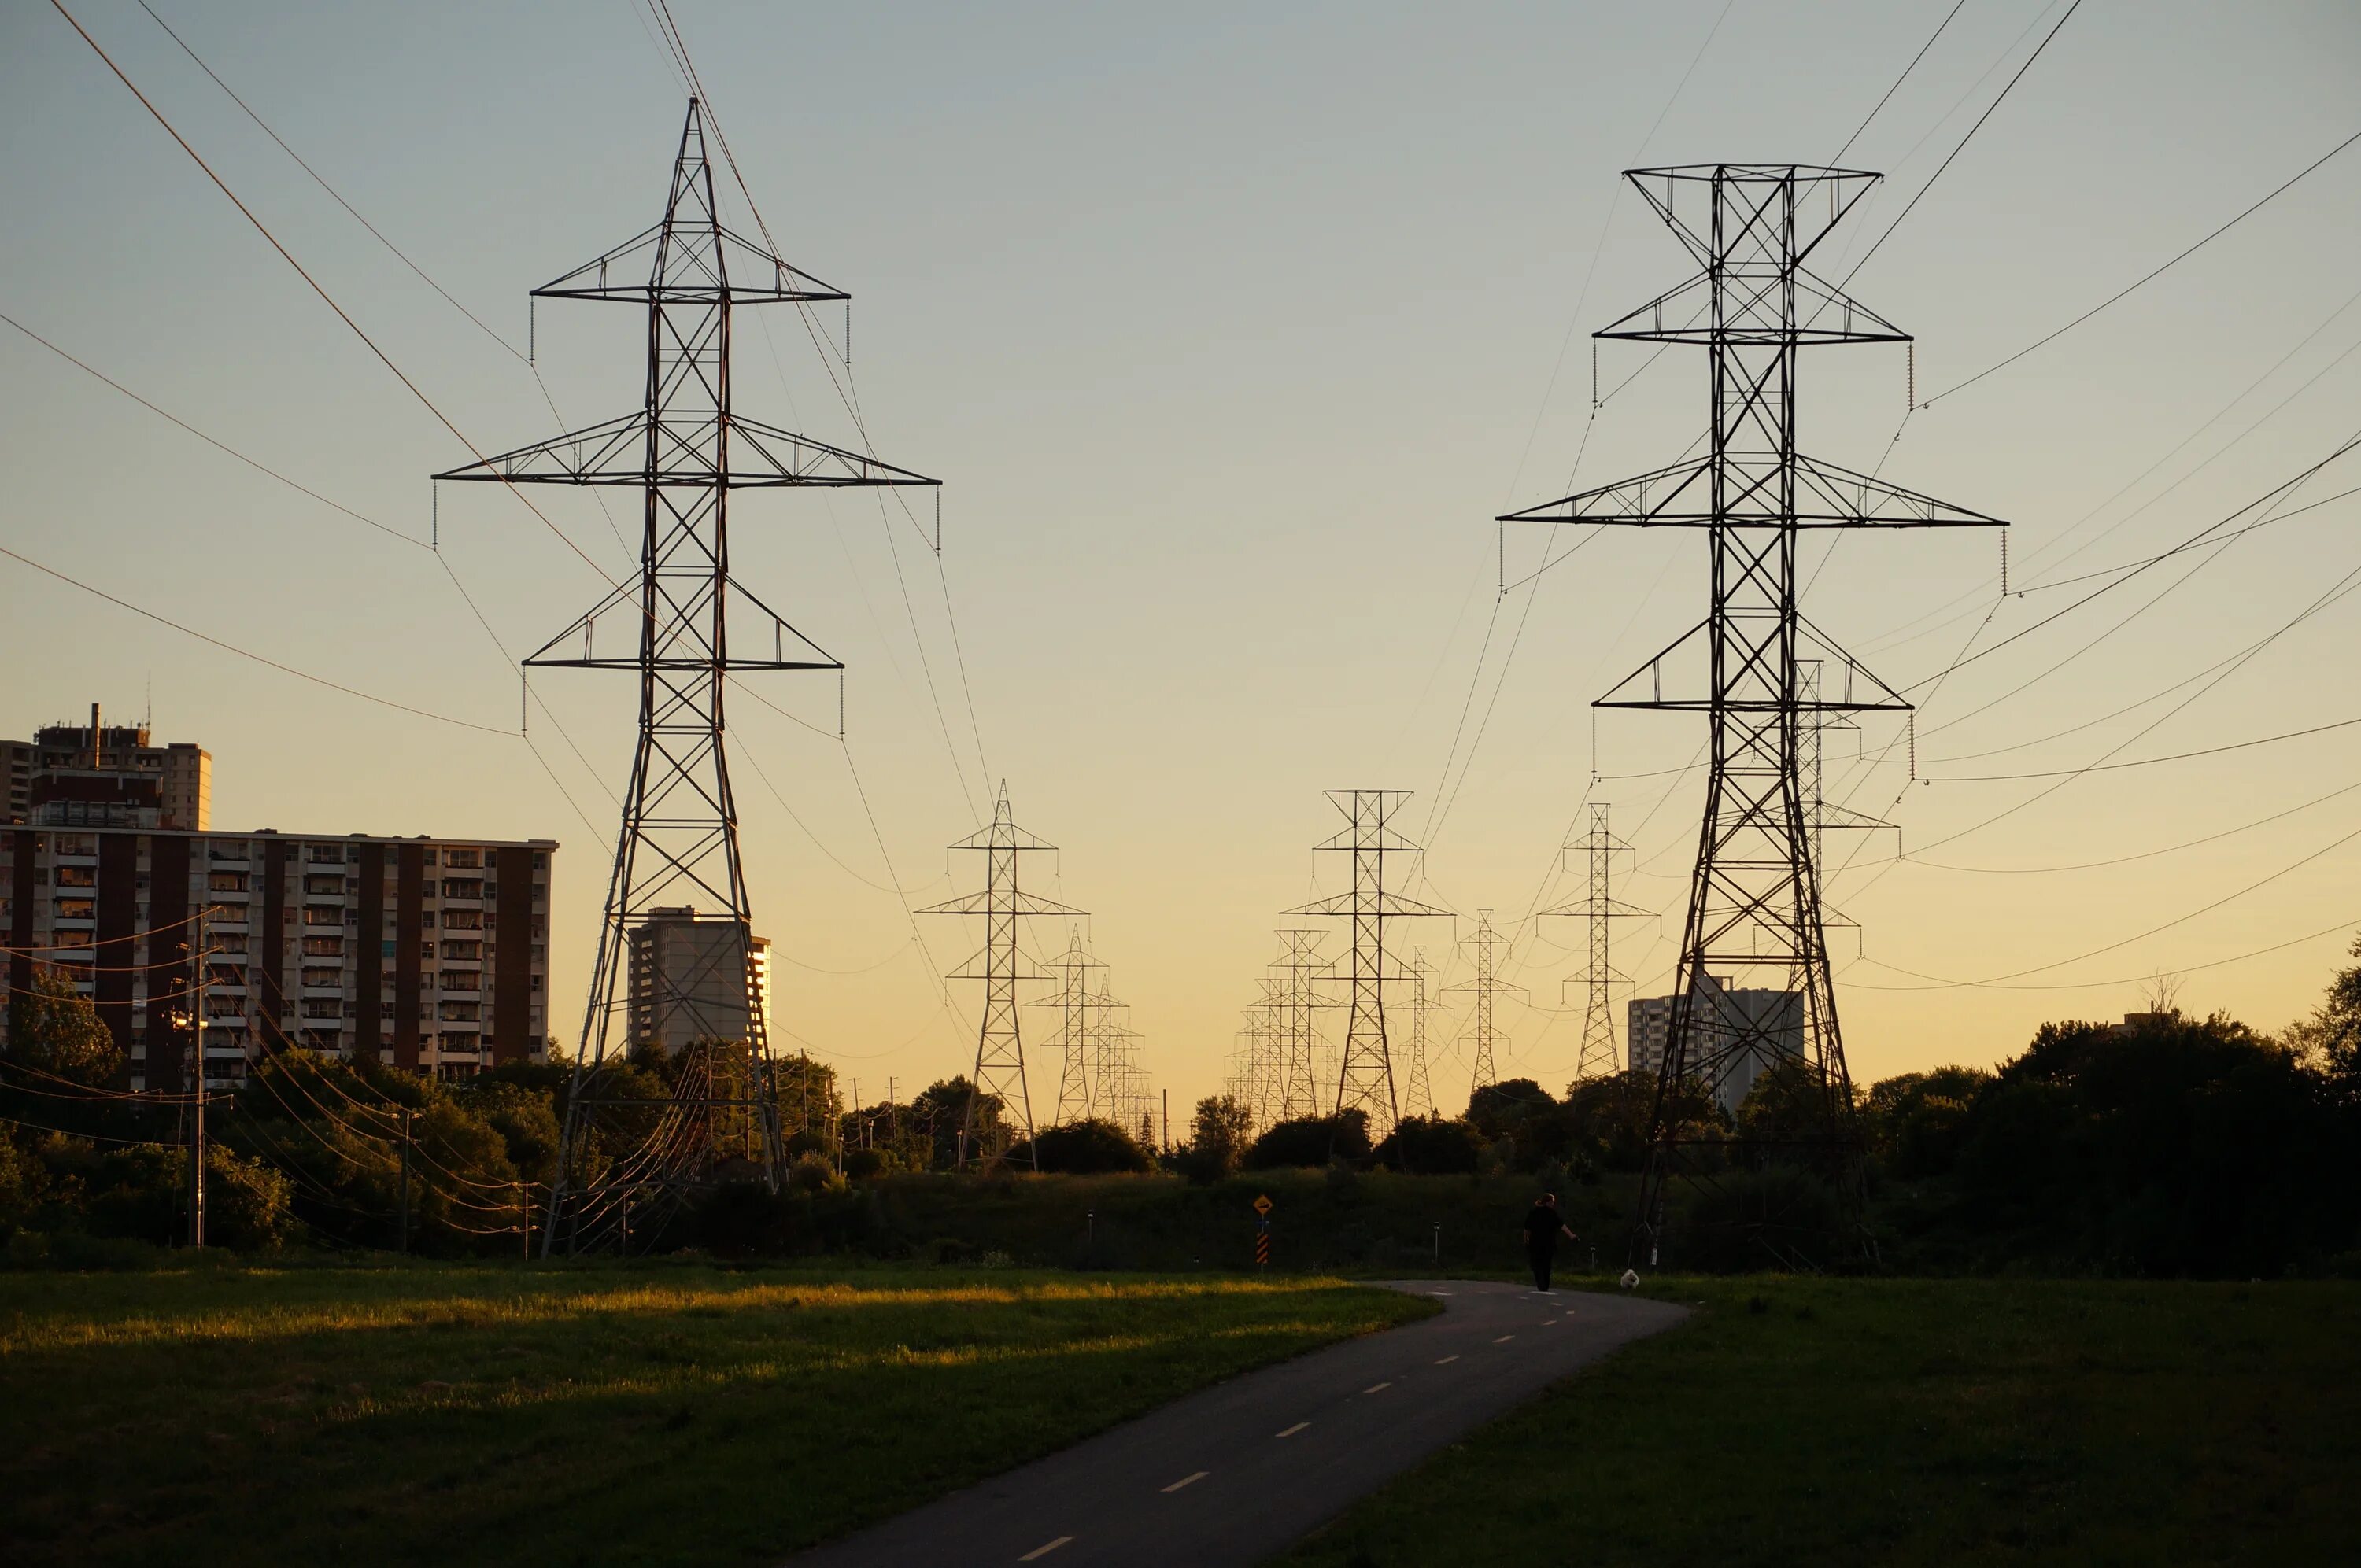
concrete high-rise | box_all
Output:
[2,825,553,1087]
[6,703,210,831]
[626,906,773,1054]
[1628,973,1804,1117]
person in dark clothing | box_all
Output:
[1520,1194,1576,1293]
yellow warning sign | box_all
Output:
[1253,1194,1273,1216]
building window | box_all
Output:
[301,966,342,987]
[421,911,437,929]
[209,872,248,893]
[299,998,341,1019]
[440,939,482,961]
[439,970,481,991]
[301,907,342,927]
[380,939,396,959]
[438,1001,480,1022]
[216,933,248,954]
[53,898,95,920]
[306,845,342,864]
[303,874,343,895]
[443,848,482,869]
[55,865,95,888]
[441,909,481,931]
[301,936,344,957]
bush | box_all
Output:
[1247,1112,1372,1169]
[1022,1119,1155,1175]
[843,1147,889,1182]
[1376,1116,1483,1175]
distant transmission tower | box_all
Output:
[1400,944,1446,1120]
[1288,791,1445,1141]
[1500,164,2004,1265]
[1546,804,1648,1082]
[1446,909,1524,1104]
[1270,928,1333,1120]
[1029,929,1105,1124]
[922,783,1080,1167]
[441,101,937,1253]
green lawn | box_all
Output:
[0,1261,1431,1566]
[1282,1276,2361,1566]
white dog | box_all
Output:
[1619,1268,1641,1291]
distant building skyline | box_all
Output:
[1628,974,1805,1117]
[5,702,209,832]
[628,905,773,1056]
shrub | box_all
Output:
[1247,1112,1371,1169]
[1024,1119,1154,1175]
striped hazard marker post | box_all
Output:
[1253,1193,1273,1271]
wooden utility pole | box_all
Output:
[187,905,209,1249]
[397,1105,413,1254]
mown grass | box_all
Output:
[1282,1275,2361,1566]
[0,1260,1431,1566]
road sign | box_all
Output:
[1254,1228,1270,1267]
[1252,1194,1273,1216]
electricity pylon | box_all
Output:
[1269,928,1335,1120]
[922,783,1080,1168]
[1029,929,1105,1124]
[1288,791,1446,1142]
[440,100,936,1253]
[1229,996,1280,1129]
[1400,945,1447,1120]
[1446,909,1525,1105]
[1499,164,2004,1267]
[1546,803,1650,1082]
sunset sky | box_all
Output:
[5,0,2357,1117]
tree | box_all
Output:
[1246,1111,1370,1169]
[6,965,120,1087]
[1375,1116,1483,1174]
[2285,932,2361,1098]
[1021,1118,1154,1175]
[1185,1095,1254,1180]
[911,1076,1000,1170]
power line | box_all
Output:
[1922,127,2361,405]
[1832,0,1971,164]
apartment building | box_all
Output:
[627,906,773,1053]
[4,705,210,830]
[1627,973,1805,1116]
[1,826,553,1089]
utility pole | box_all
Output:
[440,101,937,1254]
[1287,791,1446,1143]
[1447,910,1524,1103]
[1269,929,1334,1121]
[1499,164,2004,1266]
[1546,804,1648,1083]
[185,904,209,1249]
[397,1105,413,1256]
[922,783,1080,1168]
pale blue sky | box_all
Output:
[4,1,2358,1111]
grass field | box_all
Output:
[1282,1275,2361,1566]
[0,1260,1431,1566]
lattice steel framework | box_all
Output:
[439,101,935,1253]
[1029,928,1105,1124]
[1547,803,1650,1082]
[1287,791,1445,1141]
[1446,909,1524,1103]
[1401,945,1445,1120]
[1500,164,2003,1266]
[922,782,1080,1167]
[1269,928,1333,1121]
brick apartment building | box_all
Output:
[2,827,554,1089]
[3,704,210,830]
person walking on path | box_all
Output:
[1520,1194,1576,1293]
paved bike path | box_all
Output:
[786,1280,1687,1566]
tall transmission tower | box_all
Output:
[1269,928,1333,1120]
[1029,929,1105,1125]
[1287,791,1446,1142]
[922,783,1080,1168]
[439,101,936,1252]
[1546,803,1650,1083]
[1499,164,2003,1266]
[1446,909,1525,1105]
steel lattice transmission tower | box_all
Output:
[1029,929,1105,1125]
[1446,909,1525,1105]
[1269,928,1334,1121]
[922,783,1080,1168]
[1400,945,1447,1120]
[1546,804,1649,1082]
[1287,791,1445,1141]
[440,101,936,1251]
[1499,164,2003,1265]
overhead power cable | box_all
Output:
[46,0,616,585]
[1832,0,1971,164]
[1922,127,2361,405]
